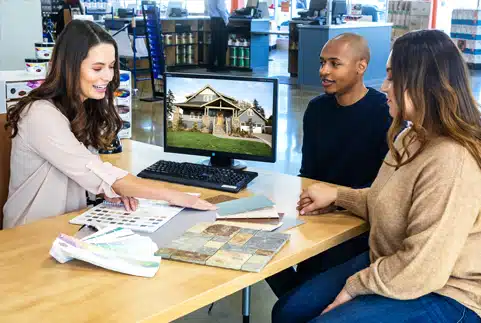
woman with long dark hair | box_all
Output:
[3,20,214,229]
[272,29,481,322]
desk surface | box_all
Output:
[0,140,367,322]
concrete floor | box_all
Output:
[129,48,481,322]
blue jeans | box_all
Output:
[272,252,480,323]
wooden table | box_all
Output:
[0,140,367,322]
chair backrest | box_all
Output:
[0,113,11,230]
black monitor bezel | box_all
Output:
[163,72,278,164]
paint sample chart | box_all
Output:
[70,199,184,233]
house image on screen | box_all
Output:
[171,85,267,135]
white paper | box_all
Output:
[216,206,279,219]
[50,232,161,278]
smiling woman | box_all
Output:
[2,20,215,229]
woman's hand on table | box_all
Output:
[297,183,338,215]
[104,196,139,212]
[167,191,217,210]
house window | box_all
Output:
[204,94,214,102]
[190,112,194,119]
[241,122,246,126]
[247,109,254,117]
[196,112,202,119]
[256,124,263,127]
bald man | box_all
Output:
[266,33,392,298]
[299,33,390,186]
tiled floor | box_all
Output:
[130,49,481,322]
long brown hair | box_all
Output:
[5,20,122,150]
[387,29,481,168]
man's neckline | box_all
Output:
[335,87,370,108]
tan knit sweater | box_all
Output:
[335,131,481,316]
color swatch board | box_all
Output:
[69,199,184,233]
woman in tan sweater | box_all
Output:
[272,30,481,322]
[3,20,214,229]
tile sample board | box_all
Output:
[155,222,290,272]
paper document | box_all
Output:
[216,206,279,219]
[50,227,161,277]
[216,195,275,217]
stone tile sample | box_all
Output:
[154,248,177,259]
[206,250,252,270]
[255,249,275,257]
[203,224,240,237]
[204,240,227,249]
[243,236,288,252]
[196,247,218,256]
[221,243,257,255]
[157,222,290,272]
[211,236,231,243]
[254,231,290,242]
[239,228,258,235]
[241,255,272,272]
[171,250,211,265]
[229,232,254,246]
[187,222,214,234]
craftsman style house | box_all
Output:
[172,85,267,134]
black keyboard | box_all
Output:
[137,160,258,193]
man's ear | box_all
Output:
[357,59,368,75]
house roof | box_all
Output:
[238,107,267,122]
[175,103,205,109]
[176,97,240,110]
[201,97,238,109]
[183,85,237,104]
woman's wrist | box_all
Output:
[159,187,177,203]
[332,187,339,204]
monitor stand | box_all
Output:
[200,155,247,170]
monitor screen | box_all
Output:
[309,0,327,11]
[332,0,347,16]
[163,73,278,163]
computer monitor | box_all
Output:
[163,73,278,168]
[332,0,347,17]
[246,0,259,8]
[309,0,327,12]
[257,1,270,18]
[167,1,184,16]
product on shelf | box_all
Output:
[115,71,132,139]
[175,33,182,45]
[238,57,245,68]
[228,34,250,47]
[228,42,250,68]
[35,42,55,59]
[451,9,481,66]
[387,1,431,43]
[25,59,49,75]
[238,47,245,58]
